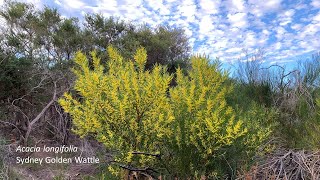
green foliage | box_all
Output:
[0,54,32,100]
[84,15,128,50]
[82,14,191,71]
[298,95,320,149]
[0,1,37,56]
[273,55,320,149]
[122,25,191,72]
[1,1,190,75]
[53,18,83,61]
[224,77,279,177]
[59,47,270,178]
[317,97,320,115]
[6,0,320,178]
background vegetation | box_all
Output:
[0,1,320,179]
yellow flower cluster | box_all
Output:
[59,46,265,175]
[59,46,174,170]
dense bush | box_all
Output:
[59,46,272,178]
[60,47,174,176]
[0,0,191,146]
[1,1,320,179]
[0,55,32,101]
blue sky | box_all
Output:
[1,0,319,70]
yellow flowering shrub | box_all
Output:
[167,57,247,176]
[59,46,174,173]
[59,47,270,178]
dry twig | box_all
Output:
[238,149,320,180]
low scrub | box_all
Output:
[59,46,274,178]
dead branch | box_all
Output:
[118,164,158,174]
[23,81,58,145]
[131,151,161,159]
[0,120,22,136]
[238,149,320,180]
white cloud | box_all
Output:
[279,20,290,26]
[277,9,295,26]
[227,0,246,13]
[311,0,320,8]
[275,26,286,40]
[313,12,320,22]
[146,0,170,15]
[184,27,193,37]
[227,12,247,29]
[295,3,308,10]
[262,29,270,35]
[244,31,257,47]
[291,24,302,31]
[93,0,117,11]
[249,17,266,29]
[248,0,282,17]
[62,0,85,9]
[282,38,293,47]
[225,47,242,53]
[15,0,43,9]
[299,41,308,48]
[54,0,62,6]
[212,38,228,49]
[199,0,220,14]
[6,0,317,64]
[199,15,215,34]
[121,0,143,7]
[302,23,320,36]
[284,9,295,17]
[177,0,197,23]
[264,0,282,10]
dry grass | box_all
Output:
[238,149,320,180]
[0,138,11,180]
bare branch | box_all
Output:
[23,81,58,145]
[131,151,161,159]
